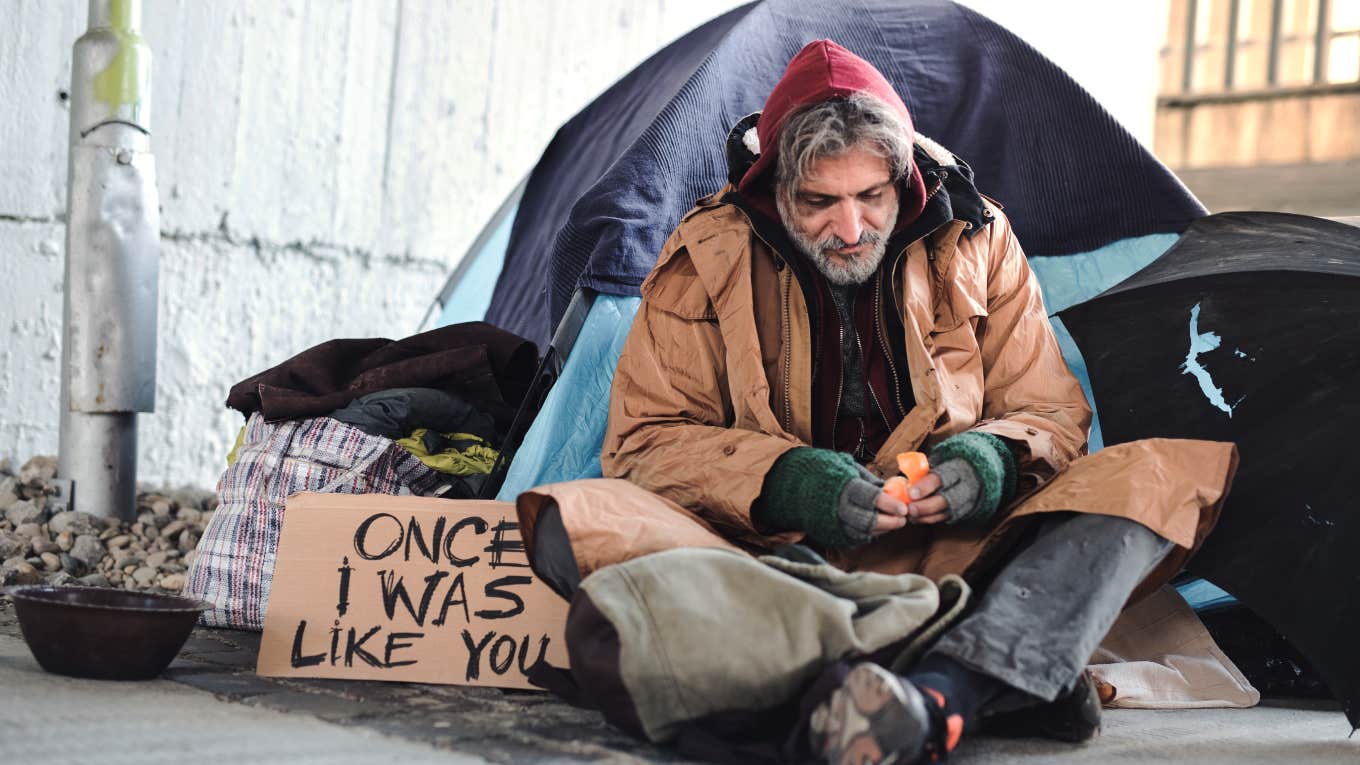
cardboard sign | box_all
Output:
[257,492,569,689]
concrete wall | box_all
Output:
[0,0,1168,489]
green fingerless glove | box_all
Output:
[753,447,881,548]
[928,431,1018,526]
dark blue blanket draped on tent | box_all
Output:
[484,0,1205,349]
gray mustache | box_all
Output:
[818,229,883,252]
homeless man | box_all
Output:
[590,40,1236,764]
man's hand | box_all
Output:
[872,490,909,533]
[905,471,951,523]
[874,471,950,530]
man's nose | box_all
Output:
[830,201,862,246]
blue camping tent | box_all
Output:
[426,0,1206,500]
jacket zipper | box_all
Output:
[856,327,893,434]
[854,420,870,463]
[727,204,798,434]
[780,268,794,432]
[829,321,845,444]
[875,269,908,419]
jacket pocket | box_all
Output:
[640,246,717,321]
[930,258,989,334]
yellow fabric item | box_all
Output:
[225,425,247,468]
[396,430,498,476]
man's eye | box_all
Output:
[802,198,832,208]
[859,192,882,201]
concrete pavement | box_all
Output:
[0,632,490,765]
[1,597,1356,764]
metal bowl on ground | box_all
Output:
[3,585,209,680]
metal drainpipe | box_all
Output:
[58,0,159,521]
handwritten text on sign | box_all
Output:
[257,493,569,689]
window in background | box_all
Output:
[1232,0,1270,88]
[1329,0,1360,82]
[1156,0,1360,217]
[1162,0,1360,93]
[1190,0,1227,92]
[1275,0,1319,85]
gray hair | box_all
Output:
[774,92,913,209]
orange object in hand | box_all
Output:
[883,451,930,504]
[897,452,930,483]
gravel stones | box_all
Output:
[113,550,144,569]
[148,550,182,568]
[49,510,99,536]
[1,558,41,586]
[60,552,83,575]
[0,531,24,560]
[70,534,104,567]
[5,500,43,527]
[12,522,41,541]
[0,455,215,595]
[45,571,78,586]
[18,456,58,486]
[0,477,18,509]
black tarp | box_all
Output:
[1060,211,1360,727]
[484,0,1205,348]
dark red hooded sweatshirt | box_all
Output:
[737,39,928,225]
[736,40,926,460]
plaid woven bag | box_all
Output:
[185,413,444,630]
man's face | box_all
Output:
[778,146,899,286]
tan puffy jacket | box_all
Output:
[581,186,1235,588]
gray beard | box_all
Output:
[776,197,899,286]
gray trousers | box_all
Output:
[927,513,1174,702]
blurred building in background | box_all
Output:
[1157,0,1360,216]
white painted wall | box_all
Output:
[0,0,1168,489]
